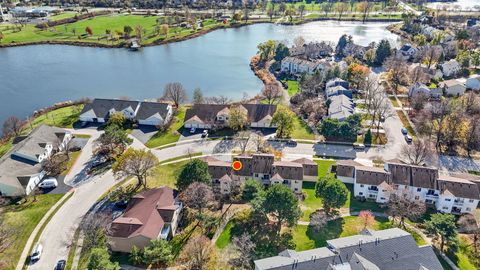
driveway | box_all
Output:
[130,125,158,144]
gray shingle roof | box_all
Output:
[134,101,171,121]
[255,228,443,270]
[80,98,140,119]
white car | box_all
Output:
[201,130,208,138]
[190,127,196,134]
[30,243,43,262]
[38,178,58,189]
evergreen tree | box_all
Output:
[375,39,391,65]
[177,159,211,191]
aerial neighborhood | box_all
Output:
[1,1,480,270]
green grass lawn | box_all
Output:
[146,106,186,148]
[446,235,479,270]
[216,220,235,249]
[389,96,400,107]
[0,15,225,46]
[147,160,190,188]
[29,105,83,130]
[61,151,82,176]
[300,160,335,220]
[0,138,13,158]
[293,216,392,251]
[291,116,315,140]
[0,194,64,269]
[49,12,79,21]
[286,80,300,97]
[396,110,416,137]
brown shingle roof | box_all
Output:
[336,160,363,178]
[232,155,254,176]
[437,175,480,200]
[184,104,228,124]
[200,156,232,179]
[252,154,275,174]
[292,158,319,177]
[241,104,277,123]
[109,187,179,239]
[355,166,391,186]
[273,161,304,180]
[387,162,438,189]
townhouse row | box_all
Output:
[336,159,480,214]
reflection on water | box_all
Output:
[0,21,399,123]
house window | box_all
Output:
[445,198,451,202]
[417,188,421,192]
[360,184,364,187]
[443,207,448,210]
[466,207,471,211]
[255,174,258,177]
[380,197,386,200]
[295,188,298,191]
[359,192,363,195]
[469,199,474,203]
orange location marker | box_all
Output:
[232,160,242,171]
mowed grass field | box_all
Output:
[0,14,224,45]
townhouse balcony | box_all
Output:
[453,200,464,207]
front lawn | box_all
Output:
[61,150,82,176]
[292,216,393,251]
[147,160,190,188]
[446,235,479,270]
[291,116,315,140]
[396,110,416,137]
[145,106,186,148]
[0,138,13,158]
[0,194,64,269]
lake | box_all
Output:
[0,21,400,124]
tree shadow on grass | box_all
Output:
[306,218,344,248]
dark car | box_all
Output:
[55,260,66,270]
[286,140,297,147]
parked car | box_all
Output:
[55,260,66,270]
[401,127,408,135]
[30,243,43,262]
[353,143,366,150]
[190,127,196,134]
[286,140,297,147]
[405,135,413,143]
[201,130,208,138]
[38,178,58,189]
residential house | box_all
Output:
[254,228,443,270]
[325,78,349,90]
[134,102,173,127]
[108,187,182,253]
[183,104,277,130]
[335,159,480,215]
[436,175,480,214]
[408,82,442,99]
[281,57,329,75]
[397,43,418,61]
[304,41,334,59]
[326,85,353,99]
[440,59,461,77]
[440,79,466,96]
[0,125,72,197]
[327,95,354,121]
[466,75,480,90]
[408,63,443,82]
[343,43,367,59]
[80,98,172,126]
[201,154,318,194]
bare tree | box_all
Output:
[205,95,232,105]
[422,46,442,69]
[262,83,283,105]
[229,233,256,269]
[180,182,216,214]
[465,115,480,157]
[309,210,328,232]
[388,190,426,228]
[42,153,68,176]
[179,235,216,270]
[410,93,429,112]
[293,36,305,48]
[2,116,24,138]
[462,92,480,114]
[384,56,408,94]
[162,82,187,107]
[458,214,480,253]
[234,130,253,154]
[81,212,111,251]
[193,87,205,104]
[430,99,452,149]
[400,137,433,165]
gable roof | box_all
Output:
[355,166,391,186]
[0,125,69,193]
[80,98,140,119]
[109,187,179,239]
[255,228,443,270]
[273,161,304,180]
[184,104,277,125]
[241,104,277,123]
[386,162,438,189]
[135,102,171,121]
[200,156,232,179]
[437,175,480,200]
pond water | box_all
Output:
[0,20,400,123]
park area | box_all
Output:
[0,14,226,46]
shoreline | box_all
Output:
[0,17,401,49]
